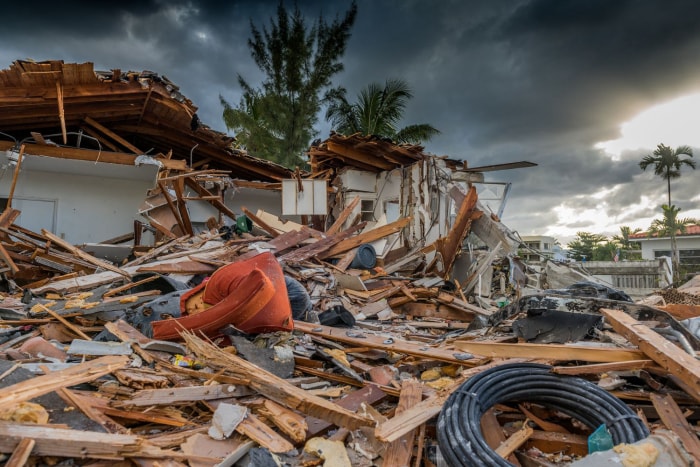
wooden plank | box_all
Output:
[184,176,238,221]
[84,116,143,154]
[552,360,659,375]
[172,177,194,236]
[36,303,92,340]
[236,412,295,453]
[0,141,186,170]
[453,340,646,363]
[305,385,388,439]
[430,185,480,277]
[42,230,130,278]
[101,407,187,427]
[321,216,412,258]
[375,380,462,443]
[0,355,129,411]
[601,308,700,401]
[118,384,248,407]
[241,206,279,237]
[157,181,187,235]
[5,438,35,467]
[481,408,520,466]
[279,222,367,263]
[650,392,700,459]
[102,275,160,298]
[253,398,308,444]
[502,426,588,457]
[382,379,423,467]
[294,321,486,366]
[327,195,360,234]
[396,302,475,321]
[5,145,25,210]
[496,423,533,458]
[0,423,190,460]
[56,80,67,144]
[183,333,374,431]
[0,243,19,274]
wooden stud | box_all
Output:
[601,308,700,401]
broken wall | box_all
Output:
[1,152,158,244]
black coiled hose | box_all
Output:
[437,363,649,466]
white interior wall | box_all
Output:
[3,168,156,244]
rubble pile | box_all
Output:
[0,206,699,467]
[0,59,698,466]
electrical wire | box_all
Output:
[437,362,649,467]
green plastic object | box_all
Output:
[588,424,614,453]
[235,215,253,234]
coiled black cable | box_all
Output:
[437,363,649,466]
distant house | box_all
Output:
[518,235,568,263]
[630,224,700,274]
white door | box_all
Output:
[12,198,57,234]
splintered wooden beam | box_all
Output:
[242,207,280,237]
[172,178,194,236]
[294,321,485,366]
[117,384,249,407]
[56,80,67,144]
[183,333,374,431]
[327,195,360,234]
[496,423,533,459]
[36,303,91,340]
[376,379,463,443]
[278,222,367,263]
[184,177,238,221]
[0,243,19,274]
[382,379,423,466]
[0,423,201,461]
[41,230,130,278]
[157,181,187,235]
[320,216,412,258]
[430,185,481,277]
[650,392,700,459]
[601,308,700,402]
[0,355,129,411]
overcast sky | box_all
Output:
[2,0,700,246]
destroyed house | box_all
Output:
[0,59,293,246]
[307,133,535,278]
[2,60,700,466]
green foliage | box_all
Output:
[639,143,695,206]
[648,204,696,238]
[648,204,698,282]
[325,78,440,144]
[567,231,608,261]
[592,241,619,261]
[221,1,358,168]
[612,225,642,259]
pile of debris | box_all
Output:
[0,59,698,466]
[0,202,699,467]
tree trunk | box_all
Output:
[671,232,680,284]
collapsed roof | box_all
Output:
[0,60,291,182]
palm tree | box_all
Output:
[325,78,440,144]
[639,143,695,207]
[612,225,642,258]
[647,204,697,282]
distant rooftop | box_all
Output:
[630,224,700,239]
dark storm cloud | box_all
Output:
[2,0,699,243]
